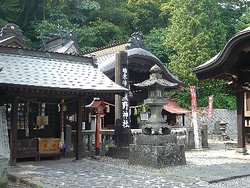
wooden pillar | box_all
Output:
[95,113,100,155]
[75,98,83,160]
[182,114,185,127]
[10,98,18,166]
[236,92,247,153]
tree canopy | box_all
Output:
[0,0,249,109]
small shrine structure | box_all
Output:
[0,24,127,165]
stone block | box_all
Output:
[129,144,186,168]
[0,157,8,188]
[134,134,177,146]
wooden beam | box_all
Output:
[10,97,18,166]
[75,98,83,160]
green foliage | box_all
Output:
[165,80,236,110]
[127,1,169,34]
[162,0,239,109]
[1,0,248,109]
[144,28,170,63]
[236,6,250,30]
[218,0,250,39]
[165,0,227,84]
[0,0,20,24]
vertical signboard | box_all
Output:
[190,86,202,149]
[0,106,10,159]
[121,65,130,128]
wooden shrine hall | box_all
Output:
[192,27,250,153]
[0,25,127,165]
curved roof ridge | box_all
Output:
[192,27,250,73]
[81,39,128,55]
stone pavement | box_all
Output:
[7,140,250,188]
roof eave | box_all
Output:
[192,27,250,80]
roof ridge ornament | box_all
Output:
[0,23,23,40]
[128,32,145,49]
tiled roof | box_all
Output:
[89,47,182,84]
[97,48,160,72]
[84,33,182,85]
[0,48,127,93]
[163,99,190,114]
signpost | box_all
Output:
[190,86,202,149]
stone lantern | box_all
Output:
[134,64,179,135]
[129,64,186,168]
[87,98,106,155]
[219,120,228,140]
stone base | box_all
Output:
[236,147,248,154]
[134,134,177,146]
[224,141,237,150]
[0,157,8,188]
[107,147,129,159]
[129,144,186,168]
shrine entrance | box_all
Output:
[192,27,250,153]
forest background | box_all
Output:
[1,0,250,109]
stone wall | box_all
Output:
[177,109,237,140]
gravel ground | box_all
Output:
[8,180,35,188]
[6,140,250,188]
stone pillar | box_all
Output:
[0,106,10,187]
[114,51,131,147]
[0,157,8,188]
[115,52,122,124]
[236,92,247,153]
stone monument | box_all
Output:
[129,65,186,168]
[0,106,10,187]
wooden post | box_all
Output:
[10,98,18,166]
[182,114,185,127]
[236,92,247,153]
[95,113,100,155]
[76,98,83,160]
